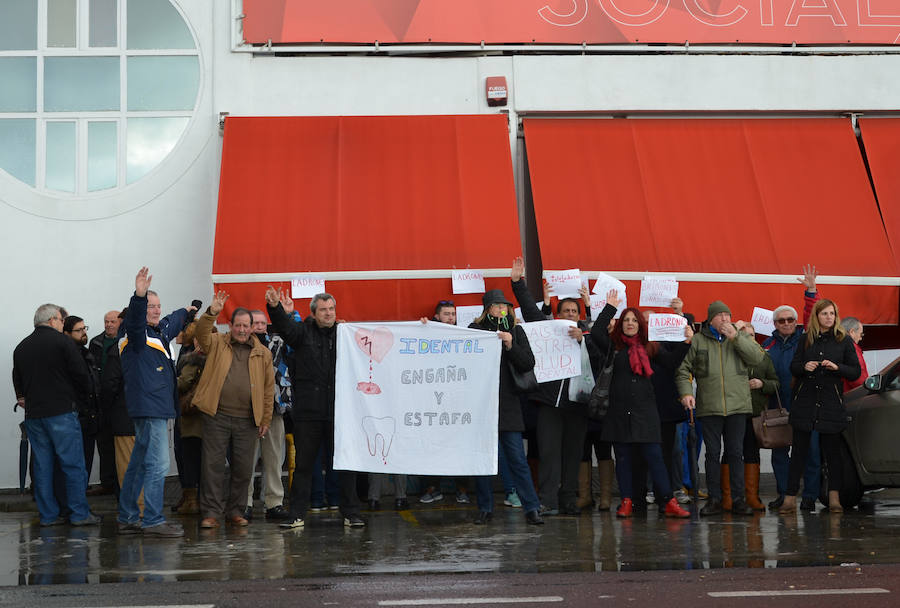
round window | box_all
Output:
[0,0,200,195]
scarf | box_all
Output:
[622,335,653,377]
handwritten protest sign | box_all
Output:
[520,320,581,383]
[454,305,483,329]
[334,321,501,475]
[291,274,325,299]
[591,271,626,297]
[451,269,485,294]
[639,275,679,307]
[590,293,627,320]
[647,313,688,342]
[751,307,776,337]
[543,268,582,299]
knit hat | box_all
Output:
[707,300,731,320]
[482,289,513,308]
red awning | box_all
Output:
[860,118,900,269]
[524,118,898,324]
[213,115,521,321]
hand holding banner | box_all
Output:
[647,313,689,342]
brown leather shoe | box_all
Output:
[228,515,249,527]
[85,485,113,496]
[199,517,220,529]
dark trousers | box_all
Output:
[181,437,202,489]
[614,442,671,502]
[200,412,258,518]
[536,405,587,509]
[700,414,747,502]
[81,428,97,485]
[289,419,360,519]
[743,417,760,464]
[788,429,841,495]
[582,429,612,461]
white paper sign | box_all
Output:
[520,320,581,383]
[543,268,582,299]
[639,275,679,307]
[291,274,326,299]
[334,322,501,475]
[451,269,485,295]
[751,307,776,338]
[454,305,483,329]
[590,293,627,320]
[591,271,626,297]
[647,313,688,342]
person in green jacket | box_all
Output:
[675,300,765,516]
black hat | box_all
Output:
[482,289,513,308]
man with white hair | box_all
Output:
[840,317,868,392]
[13,304,98,526]
[762,265,822,511]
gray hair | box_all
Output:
[147,290,158,298]
[841,317,862,332]
[773,305,798,320]
[33,303,61,327]
[310,293,335,313]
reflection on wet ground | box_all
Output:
[4,491,900,586]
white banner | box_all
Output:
[590,293,627,320]
[543,268,582,299]
[334,322,501,475]
[520,320,581,383]
[647,313,688,342]
[291,274,326,298]
[639,275,679,307]
[451,269,485,294]
[751,307,776,337]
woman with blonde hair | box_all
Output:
[781,299,860,514]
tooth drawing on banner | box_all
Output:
[362,416,395,464]
[354,326,394,395]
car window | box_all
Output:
[885,362,900,391]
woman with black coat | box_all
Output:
[781,298,860,514]
[589,290,690,519]
[470,288,544,526]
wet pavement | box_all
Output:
[3,481,900,586]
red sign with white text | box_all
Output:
[243,1,900,45]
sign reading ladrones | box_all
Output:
[244,1,900,46]
[334,322,501,475]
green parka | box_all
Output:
[748,353,779,416]
[675,324,766,417]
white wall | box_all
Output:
[1,0,898,487]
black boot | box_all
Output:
[700,499,722,516]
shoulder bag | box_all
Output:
[751,391,792,449]
[588,342,615,421]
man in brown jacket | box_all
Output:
[193,291,274,528]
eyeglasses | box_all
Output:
[775,317,796,325]
[438,300,454,306]
[72,326,88,333]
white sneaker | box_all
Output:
[279,517,304,529]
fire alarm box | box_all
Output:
[486,76,508,107]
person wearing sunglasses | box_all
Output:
[759,264,825,511]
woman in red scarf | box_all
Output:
[590,290,691,518]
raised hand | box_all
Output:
[606,289,620,309]
[799,263,818,292]
[135,267,152,297]
[279,290,295,315]
[579,285,591,307]
[209,290,229,315]
[511,256,525,282]
[542,281,552,306]
[264,286,280,307]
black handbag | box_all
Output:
[588,343,615,421]
[507,360,538,394]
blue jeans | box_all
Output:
[475,431,540,513]
[310,444,341,507]
[772,430,820,500]
[497,442,515,495]
[614,442,672,502]
[119,417,170,528]
[25,411,91,524]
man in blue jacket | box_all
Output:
[117,267,193,537]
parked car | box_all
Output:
[822,356,900,507]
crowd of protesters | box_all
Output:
[11,262,866,536]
